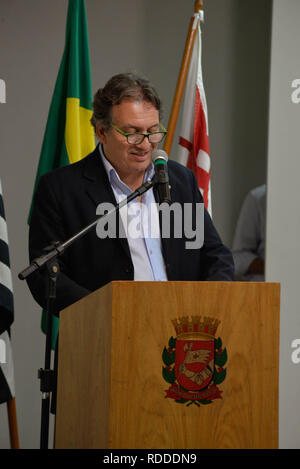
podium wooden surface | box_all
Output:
[54,281,280,449]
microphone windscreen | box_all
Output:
[151,149,168,163]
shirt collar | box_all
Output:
[98,144,155,191]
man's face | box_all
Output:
[96,99,160,189]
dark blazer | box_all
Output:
[27,146,234,314]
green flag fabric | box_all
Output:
[29,0,95,350]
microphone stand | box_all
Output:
[18,177,156,449]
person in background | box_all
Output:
[232,184,266,281]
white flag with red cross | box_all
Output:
[178,12,211,215]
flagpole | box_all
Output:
[7,397,20,449]
[163,0,203,156]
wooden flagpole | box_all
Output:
[163,0,203,156]
[7,397,20,448]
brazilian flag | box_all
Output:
[28,0,95,349]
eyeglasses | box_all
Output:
[110,123,167,144]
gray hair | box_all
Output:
[90,72,162,131]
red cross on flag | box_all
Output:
[178,13,211,215]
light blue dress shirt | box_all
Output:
[99,145,168,281]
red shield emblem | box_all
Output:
[175,338,214,391]
[162,316,227,407]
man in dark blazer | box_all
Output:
[28,73,234,313]
[28,146,234,310]
[27,73,234,412]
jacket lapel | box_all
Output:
[83,147,116,206]
[82,146,131,260]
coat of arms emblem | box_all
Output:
[162,316,227,406]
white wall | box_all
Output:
[266,0,300,449]
[0,0,271,448]
[201,0,271,246]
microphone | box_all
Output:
[151,150,171,205]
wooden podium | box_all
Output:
[54,281,280,449]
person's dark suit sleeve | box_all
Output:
[191,172,235,281]
[27,174,91,314]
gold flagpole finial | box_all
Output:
[194,1,203,13]
[163,0,203,156]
